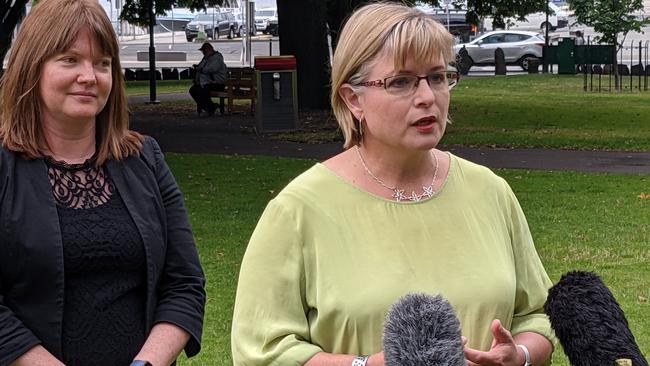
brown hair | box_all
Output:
[0,0,142,164]
[331,2,455,148]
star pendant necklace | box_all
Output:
[355,145,439,202]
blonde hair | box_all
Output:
[331,2,455,149]
[0,0,142,164]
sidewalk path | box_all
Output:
[128,94,650,174]
[444,146,650,174]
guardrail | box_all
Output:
[123,67,195,81]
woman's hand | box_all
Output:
[367,351,385,366]
[464,319,524,366]
[133,322,190,366]
[10,345,65,366]
[305,351,385,365]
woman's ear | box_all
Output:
[339,83,364,120]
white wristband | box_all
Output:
[352,355,369,366]
[516,344,532,366]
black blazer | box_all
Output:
[0,137,206,365]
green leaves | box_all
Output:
[465,0,548,29]
[568,0,650,46]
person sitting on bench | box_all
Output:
[190,42,228,116]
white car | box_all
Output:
[254,8,278,36]
[453,30,545,71]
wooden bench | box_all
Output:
[210,67,256,115]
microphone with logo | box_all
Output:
[544,271,648,366]
[383,293,466,366]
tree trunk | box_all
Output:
[0,0,29,68]
[326,0,366,51]
[277,0,330,110]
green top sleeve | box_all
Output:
[232,199,323,365]
[501,178,557,344]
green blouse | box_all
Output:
[232,154,555,365]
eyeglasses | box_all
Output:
[357,71,460,96]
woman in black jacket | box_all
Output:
[0,0,206,365]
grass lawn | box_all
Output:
[445,74,650,151]
[165,153,650,366]
[126,75,650,151]
[125,80,193,96]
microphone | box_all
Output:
[383,293,466,366]
[544,271,648,366]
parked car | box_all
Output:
[184,11,237,42]
[254,8,278,36]
[452,30,545,71]
[483,2,569,31]
[234,12,257,37]
[156,8,194,32]
[267,16,278,36]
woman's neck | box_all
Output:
[42,120,96,164]
[357,141,435,185]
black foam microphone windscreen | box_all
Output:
[544,271,648,366]
[383,293,466,366]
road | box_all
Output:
[118,32,280,68]
[116,25,650,76]
[118,31,529,76]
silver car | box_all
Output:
[453,30,545,71]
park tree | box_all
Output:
[0,0,29,64]
[567,0,649,46]
[567,0,650,88]
[275,0,329,109]
[276,0,422,109]
[277,0,549,109]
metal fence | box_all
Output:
[580,38,650,92]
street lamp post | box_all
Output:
[245,0,255,67]
[147,0,159,104]
[117,0,122,36]
[241,0,248,66]
[444,0,452,32]
[542,5,549,73]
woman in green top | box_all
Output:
[232,3,555,366]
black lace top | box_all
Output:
[45,156,147,366]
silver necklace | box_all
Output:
[355,145,439,202]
